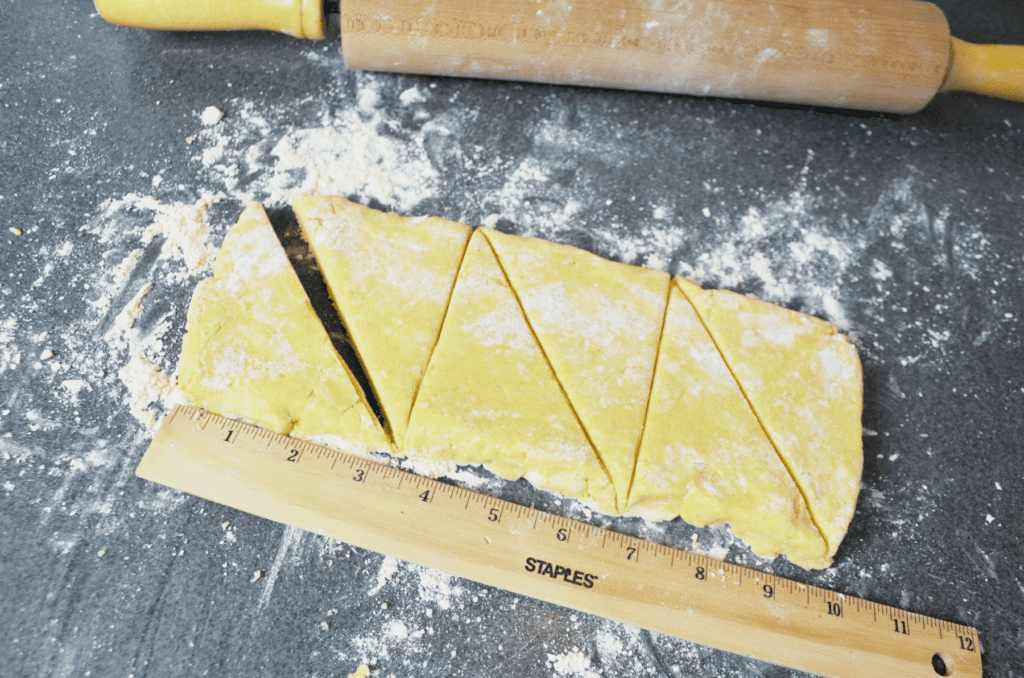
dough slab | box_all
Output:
[177,203,392,455]
[177,197,863,569]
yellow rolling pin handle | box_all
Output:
[93,0,326,40]
[941,37,1024,102]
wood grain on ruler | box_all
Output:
[137,406,983,678]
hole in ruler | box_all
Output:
[931,651,955,676]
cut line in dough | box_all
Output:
[484,227,670,510]
[293,194,472,447]
[676,277,863,558]
[404,230,618,514]
[627,284,827,568]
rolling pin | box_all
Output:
[94,0,1023,114]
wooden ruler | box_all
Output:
[138,405,983,678]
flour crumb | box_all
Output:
[399,86,427,106]
[370,556,401,594]
[250,570,263,582]
[105,283,153,346]
[119,351,177,428]
[113,248,144,281]
[357,82,381,113]
[547,648,597,677]
[385,621,409,639]
[140,194,220,275]
[201,106,224,126]
[418,569,460,611]
[347,664,371,678]
[400,456,458,479]
[596,631,623,659]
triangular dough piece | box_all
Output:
[177,203,393,455]
[293,194,472,445]
[404,231,617,514]
[675,277,863,561]
[627,286,828,568]
[483,228,670,504]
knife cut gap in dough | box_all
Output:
[404,230,618,514]
[293,194,472,448]
[627,284,828,568]
[484,228,670,510]
[177,203,393,455]
[676,277,862,558]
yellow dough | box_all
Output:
[178,197,864,570]
[484,228,670,510]
[404,231,617,514]
[676,277,863,560]
[293,194,472,446]
[177,203,392,455]
[628,285,828,569]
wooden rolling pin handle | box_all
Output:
[941,37,1024,102]
[92,0,327,40]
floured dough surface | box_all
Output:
[293,194,471,445]
[176,203,392,455]
[676,277,863,558]
[628,285,828,569]
[484,228,670,509]
[177,197,864,570]
[404,231,617,514]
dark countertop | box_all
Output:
[1,1,1022,676]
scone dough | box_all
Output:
[676,277,863,559]
[484,228,670,510]
[404,231,617,514]
[177,203,392,455]
[293,194,472,446]
[179,197,864,570]
[628,285,828,569]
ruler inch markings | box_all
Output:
[136,406,983,678]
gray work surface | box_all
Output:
[2,1,1022,676]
